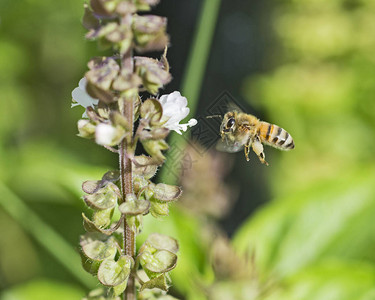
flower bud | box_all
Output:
[86,57,119,103]
[78,119,96,139]
[150,201,169,218]
[141,139,169,164]
[133,15,169,52]
[95,123,126,146]
[86,23,133,54]
[90,0,118,17]
[135,0,160,12]
[135,57,171,95]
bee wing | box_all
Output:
[216,139,244,153]
[226,101,244,113]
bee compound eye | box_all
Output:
[227,118,235,128]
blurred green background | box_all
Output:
[1,0,375,299]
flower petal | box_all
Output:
[95,124,117,146]
[71,77,99,118]
[158,91,197,134]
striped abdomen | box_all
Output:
[258,122,294,150]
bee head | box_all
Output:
[221,112,236,135]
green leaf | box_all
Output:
[265,261,375,300]
[233,168,375,278]
[97,255,133,288]
[0,279,85,300]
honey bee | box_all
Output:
[216,111,294,165]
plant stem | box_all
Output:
[119,100,136,300]
[119,45,136,299]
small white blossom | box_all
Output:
[71,78,99,118]
[95,123,118,146]
[159,91,197,134]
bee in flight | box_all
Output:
[211,110,294,166]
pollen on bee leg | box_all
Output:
[252,139,268,165]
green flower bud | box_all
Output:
[146,233,179,254]
[153,183,182,202]
[93,208,115,228]
[134,0,160,12]
[133,175,150,194]
[83,288,122,300]
[150,201,169,218]
[140,274,169,292]
[83,212,114,235]
[119,194,149,214]
[135,57,171,95]
[126,214,143,234]
[80,234,118,275]
[112,69,142,94]
[133,155,159,179]
[90,0,120,17]
[82,4,100,30]
[115,1,137,15]
[141,139,169,164]
[86,57,119,103]
[78,119,96,139]
[86,22,133,54]
[97,255,134,295]
[83,182,121,210]
[140,98,163,123]
[139,247,177,278]
[133,15,169,52]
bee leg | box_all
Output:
[244,145,250,161]
[252,136,269,166]
[244,138,253,161]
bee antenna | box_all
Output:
[206,114,222,119]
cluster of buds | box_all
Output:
[71,0,196,299]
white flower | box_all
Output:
[159,91,197,135]
[71,78,99,118]
[95,123,118,146]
